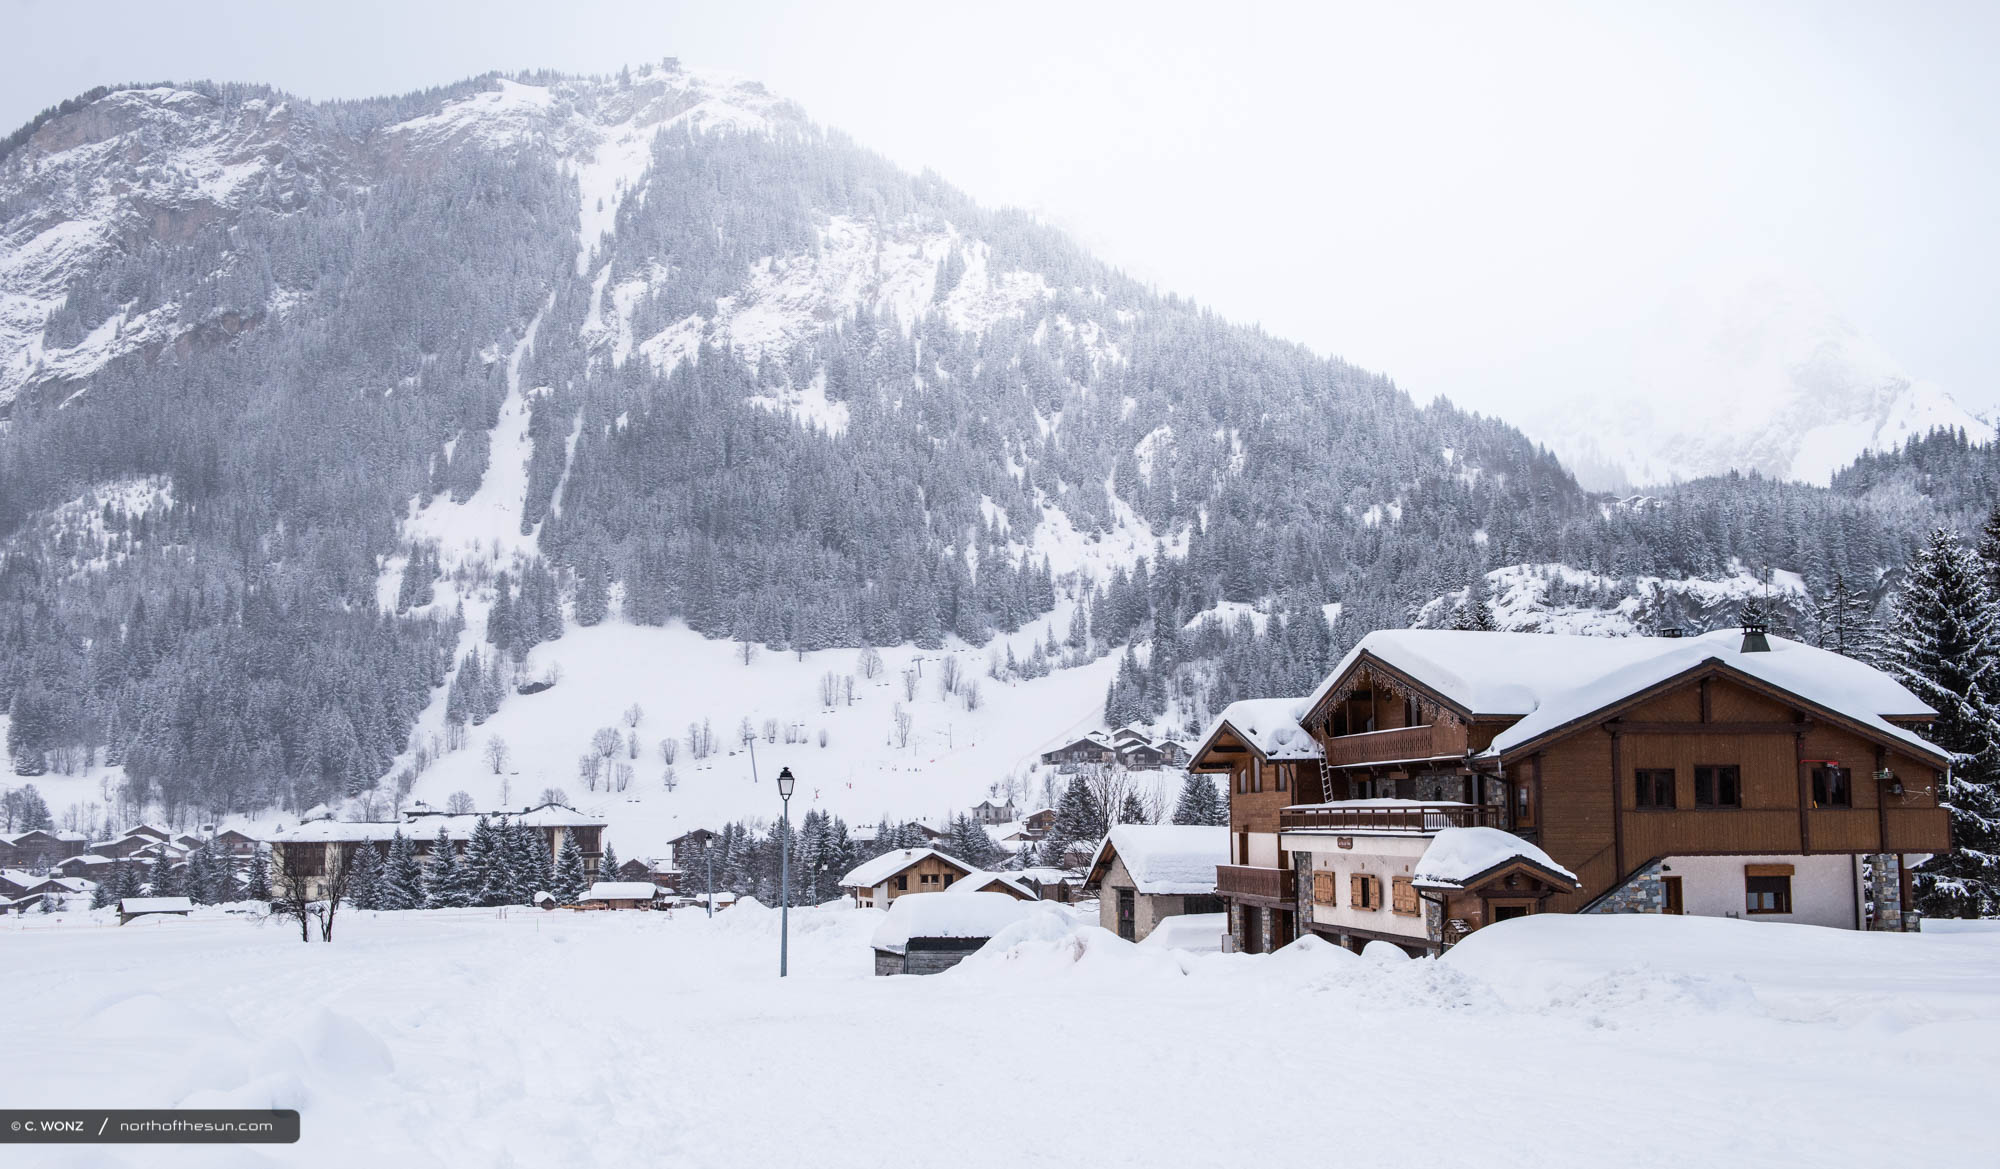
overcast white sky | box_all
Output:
[7,0,1996,418]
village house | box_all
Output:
[1040,732,1117,769]
[212,829,262,857]
[0,829,88,870]
[838,848,975,909]
[1083,824,1229,942]
[1190,627,1953,956]
[269,804,608,901]
[117,896,194,925]
[950,871,1041,901]
[970,798,1017,825]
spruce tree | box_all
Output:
[597,843,619,887]
[1117,791,1149,826]
[244,847,272,901]
[465,815,508,906]
[1040,777,1108,867]
[425,827,466,908]
[552,830,589,904]
[1171,772,1229,825]
[347,840,384,909]
[1890,528,2000,918]
[381,831,424,910]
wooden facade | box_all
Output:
[1194,636,1954,952]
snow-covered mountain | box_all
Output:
[0,64,1962,849]
[1516,276,1993,490]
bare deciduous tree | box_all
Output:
[857,647,883,679]
[622,703,644,728]
[445,790,477,814]
[893,704,914,749]
[818,670,841,707]
[539,786,569,806]
[659,738,678,765]
[962,680,983,712]
[939,655,962,697]
[483,737,510,775]
[901,669,919,702]
[578,752,602,790]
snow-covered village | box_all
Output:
[3,4,1999,1167]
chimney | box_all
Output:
[1740,621,1771,653]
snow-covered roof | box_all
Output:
[122,823,172,839]
[1295,628,1944,762]
[582,882,660,901]
[269,820,438,844]
[0,868,49,888]
[838,848,971,889]
[47,877,92,892]
[1086,825,1227,895]
[1197,698,1324,762]
[949,871,1038,899]
[403,803,605,829]
[58,853,116,867]
[119,896,194,913]
[1412,828,1578,890]
[870,891,1040,954]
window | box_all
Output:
[1350,873,1378,910]
[1252,759,1262,793]
[1311,871,1338,906]
[1694,765,1741,809]
[1235,769,1246,795]
[1276,764,1288,792]
[1635,768,1676,809]
[1391,876,1418,916]
[1404,695,1422,727]
[894,875,907,891]
[1745,872,1792,914]
[1811,766,1852,808]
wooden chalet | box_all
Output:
[838,848,976,909]
[1041,733,1117,768]
[0,829,87,870]
[1189,628,1953,955]
[270,804,607,901]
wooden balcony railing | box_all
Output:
[1279,803,1504,833]
[1322,724,1463,768]
[1216,864,1296,902]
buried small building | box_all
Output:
[871,891,1040,976]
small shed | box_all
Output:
[580,881,663,910]
[118,896,194,925]
[1412,827,1580,943]
[1083,825,1228,942]
[871,892,1039,976]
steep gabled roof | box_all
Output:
[1293,628,1945,766]
[837,848,974,890]
[1085,825,1227,895]
[1190,698,1323,768]
[1412,827,1578,892]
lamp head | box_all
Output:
[776,767,796,800]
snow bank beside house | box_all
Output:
[1136,911,1227,952]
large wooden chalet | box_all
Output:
[269,802,606,901]
[1189,627,1952,956]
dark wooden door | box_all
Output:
[1662,876,1684,915]
[1117,888,1136,941]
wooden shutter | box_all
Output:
[1392,876,1418,916]
[1312,871,1337,906]
[1351,873,1377,909]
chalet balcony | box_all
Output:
[1322,724,1461,768]
[1215,864,1296,902]
[1279,802,1504,834]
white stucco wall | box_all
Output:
[1246,831,1280,868]
[1282,832,1431,941]
[1662,853,1863,929]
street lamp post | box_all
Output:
[777,767,796,977]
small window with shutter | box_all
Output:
[1351,873,1378,910]
[1392,876,1418,916]
[1312,871,1338,906]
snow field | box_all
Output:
[7,907,1996,1168]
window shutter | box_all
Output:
[1392,877,1418,916]
[1312,871,1336,905]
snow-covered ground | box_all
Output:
[5,906,1993,1167]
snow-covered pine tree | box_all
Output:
[425,826,466,908]
[347,840,383,909]
[597,843,619,887]
[945,813,1001,870]
[150,859,184,899]
[552,830,589,904]
[464,815,509,906]
[1040,777,1107,867]
[381,831,424,909]
[1117,791,1149,825]
[1889,527,2000,918]
[1171,772,1228,825]
[244,847,271,901]
[1453,573,1498,631]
